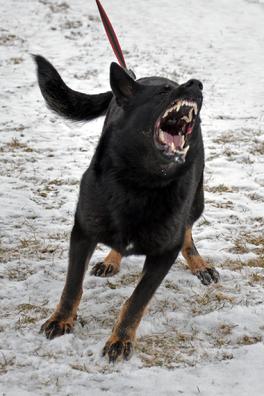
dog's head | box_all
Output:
[109,63,203,182]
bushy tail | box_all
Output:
[33,55,113,121]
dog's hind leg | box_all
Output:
[40,219,96,339]
[181,227,219,285]
[102,248,179,362]
[90,249,122,277]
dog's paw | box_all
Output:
[90,261,119,277]
[102,337,134,363]
[40,316,74,340]
[196,267,220,286]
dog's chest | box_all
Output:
[114,189,188,255]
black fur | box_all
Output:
[35,56,213,361]
[33,55,112,120]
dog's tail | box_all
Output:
[33,55,113,121]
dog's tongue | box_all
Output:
[163,131,184,149]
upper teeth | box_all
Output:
[162,100,198,119]
[157,99,198,157]
[182,108,194,123]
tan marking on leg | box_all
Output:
[103,298,146,361]
[112,297,146,341]
[91,249,122,277]
[40,289,82,338]
[104,249,122,273]
[181,227,211,274]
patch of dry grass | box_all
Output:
[230,233,264,257]
[211,200,234,209]
[19,236,62,257]
[248,273,264,285]
[137,332,195,368]
[250,141,264,155]
[106,272,139,290]
[9,57,24,64]
[237,335,262,345]
[220,259,244,271]
[205,184,237,193]
[248,193,264,202]
[2,137,33,152]
[15,304,51,329]
[217,323,236,336]
[164,280,181,292]
[0,354,16,374]
[189,289,236,316]
[246,258,264,268]
[7,266,35,281]
[0,233,66,278]
[231,239,248,255]
[0,33,17,45]
[213,132,237,145]
[223,148,239,159]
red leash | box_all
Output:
[95,0,127,70]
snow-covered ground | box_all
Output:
[0,0,264,394]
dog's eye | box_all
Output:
[158,85,172,95]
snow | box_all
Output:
[0,0,263,395]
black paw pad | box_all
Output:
[40,320,72,340]
[196,267,220,286]
[102,340,134,363]
[90,262,117,277]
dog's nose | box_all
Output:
[185,79,203,91]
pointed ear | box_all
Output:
[110,62,138,106]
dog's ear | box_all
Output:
[110,62,138,106]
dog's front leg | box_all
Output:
[102,248,180,362]
[41,220,96,339]
[182,227,220,285]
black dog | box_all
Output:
[34,56,219,362]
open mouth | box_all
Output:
[155,99,199,159]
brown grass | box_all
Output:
[237,335,262,345]
[0,233,65,272]
[205,184,237,193]
[246,258,264,268]
[230,233,264,257]
[15,304,51,329]
[1,137,33,152]
[213,133,237,145]
[250,141,264,155]
[217,323,236,336]
[248,273,264,285]
[0,354,16,374]
[188,289,236,316]
[137,332,195,368]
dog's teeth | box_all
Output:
[178,145,189,154]
[181,137,185,149]
[188,108,193,121]
[181,145,189,155]
[181,109,193,123]
[163,109,169,118]
[161,100,197,125]
[176,102,181,111]
[159,130,165,143]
